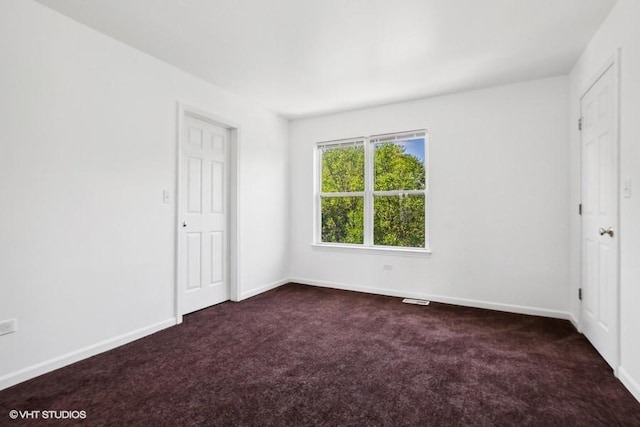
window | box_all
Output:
[316,130,428,251]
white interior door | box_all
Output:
[179,114,230,314]
[580,63,618,369]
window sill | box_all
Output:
[311,243,432,257]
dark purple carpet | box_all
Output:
[1,283,639,426]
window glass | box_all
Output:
[321,197,364,244]
[374,194,425,248]
[374,138,425,191]
[321,144,364,193]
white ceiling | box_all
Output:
[36,0,616,119]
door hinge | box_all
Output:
[578,117,583,131]
[578,288,583,300]
[578,203,582,215]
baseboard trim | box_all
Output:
[568,312,580,331]
[0,317,177,391]
[619,367,640,403]
[239,278,288,301]
[290,277,574,321]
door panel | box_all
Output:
[581,63,618,369]
[187,157,202,213]
[211,161,224,213]
[186,232,202,290]
[211,231,224,284]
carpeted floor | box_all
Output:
[1,283,639,426]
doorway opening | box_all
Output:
[579,55,620,371]
[176,104,239,322]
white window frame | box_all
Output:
[314,130,430,254]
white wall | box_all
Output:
[568,0,640,402]
[289,77,571,318]
[0,0,289,389]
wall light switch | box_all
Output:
[162,190,172,204]
[623,178,632,198]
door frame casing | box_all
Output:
[579,50,621,374]
[175,102,240,323]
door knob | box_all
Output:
[599,227,614,237]
[183,222,187,228]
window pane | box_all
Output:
[374,138,425,191]
[321,197,364,244]
[374,194,425,248]
[321,145,365,192]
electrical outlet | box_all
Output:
[383,265,393,271]
[0,318,17,336]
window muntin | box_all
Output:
[317,131,428,250]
